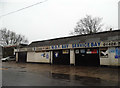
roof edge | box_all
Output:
[30,29,120,44]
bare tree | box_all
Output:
[71,15,103,35]
[0,28,28,46]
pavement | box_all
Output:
[1,61,119,86]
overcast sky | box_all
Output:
[0,0,119,43]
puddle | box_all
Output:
[51,73,117,86]
[52,73,70,80]
[20,67,26,69]
[74,75,101,82]
[2,66,12,69]
[74,75,101,85]
[19,71,27,72]
[51,73,100,81]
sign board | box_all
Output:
[46,54,49,59]
[14,41,120,52]
[101,41,118,47]
[41,53,45,57]
[115,47,120,59]
[86,49,98,54]
[62,50,69,54]
[50,44,69,50]
[55,52,59,58]
[72,42,101,48]
[75,49,79,54]
[100,48,108,58]
[19,48,27,52]
[80,49,85,54]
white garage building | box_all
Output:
[15,30,120,66]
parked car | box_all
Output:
[1,56,16,62]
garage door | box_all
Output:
[75,48,100,66]
[53,50,70,65]
[18,52,27,63]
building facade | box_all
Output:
[15,30,120,66]
[3,44,28,58]
[0,46,2,59]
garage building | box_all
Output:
[15,30,120,66]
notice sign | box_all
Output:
[46,54,49,59]
[115,47,120,59]
[62,50,69,54]
[55,52,59,58]
[80,49,85,54]
[86,49,91,54]
[91,49,98,54]
[100,48,108,58]
[41,53,45,57]
[86,49,98,54]
[75,50,79,54]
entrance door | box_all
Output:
[53,50,70,65]
[75,48,100,66]
[18,52,27,63]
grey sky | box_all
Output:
[0,0,119,43]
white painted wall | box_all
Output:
[100,47,120,66]
[16,53,18,62]
[70,49,75,65]
[100,57,110,65]
[100,48,110,65]
[27,51,50,63]
[109,47,119,66]
[24,47,120,66]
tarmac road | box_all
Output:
[1,61,119,86]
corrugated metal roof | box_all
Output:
[29,30,120,47]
